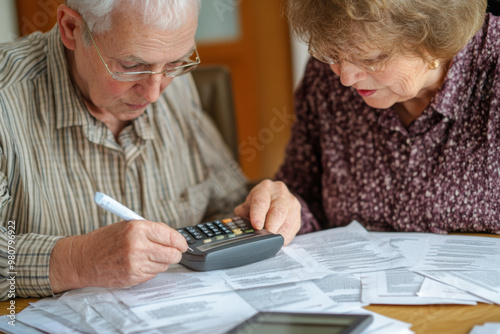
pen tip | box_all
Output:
[94,192,103,202]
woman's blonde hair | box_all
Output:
[286,0,487,62]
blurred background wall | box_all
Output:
[0,0,18,43]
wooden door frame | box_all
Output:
[16,0,63,36]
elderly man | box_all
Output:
[0,0,300,300]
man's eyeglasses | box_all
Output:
[308,45,389,73]
[83,21,201,82]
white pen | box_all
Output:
[94,192,146,221]
[94,192,193,251]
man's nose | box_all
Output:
[137,74,172,103]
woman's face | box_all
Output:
[329,53,445,110]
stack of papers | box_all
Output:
[2,221,500,334]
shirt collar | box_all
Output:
[428,29,481,122]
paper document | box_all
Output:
[418,277,489,303]
[9,220,500,334]
[59,288,146,333]
[413,235,500,271]
[312,273,364,305]
[219,246,331,290]
[236,281,336,312]
[469,322,500,334]
[361,269,477,305]
[418,270,500,304]
[129,291,256,334]
[112,264,230,307]
[290,221,408,273]
[17,297,113,334]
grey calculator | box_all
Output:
[176,217,284,271]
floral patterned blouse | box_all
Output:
[276,14,500,234]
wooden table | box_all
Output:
[1,233,499,334]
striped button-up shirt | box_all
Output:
[0,26,247,299]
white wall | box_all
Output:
[0,0,18,43]
[290,31,309,89]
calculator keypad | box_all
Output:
[177,217,254,245]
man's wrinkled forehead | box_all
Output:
[100,9,198,62]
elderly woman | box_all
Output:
[276,0,500,234]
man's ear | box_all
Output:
[57,4,83,51]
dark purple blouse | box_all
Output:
[276,14,500,234]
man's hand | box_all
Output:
[49,220,188,293]
[234,180,301,245]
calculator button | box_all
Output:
[179,231,191,239]
[203,239,212,244]
[208,225,221,233]
[222,218,233,223]
[227,222,238,229]
[244,229,254,233]
[215,235,225,240]
[232,228,243,235]
[227,233,236,238]
[188,231,204,239]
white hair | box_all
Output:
[66,0,201,34]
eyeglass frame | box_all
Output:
[308,44,390,73]
[83,20,201,82]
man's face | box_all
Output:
[71,10,198,123]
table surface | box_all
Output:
[1,233,499,334]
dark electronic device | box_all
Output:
[226,312,374,334]
[177,217,284,271]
